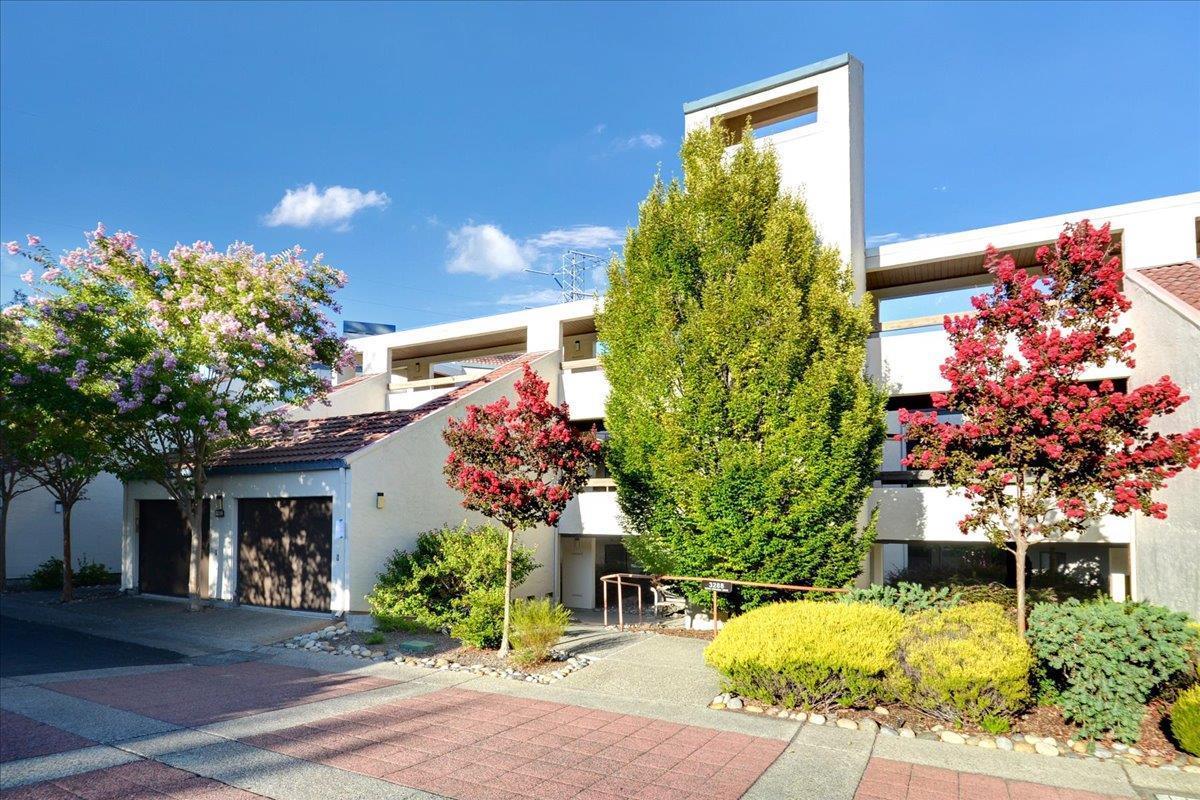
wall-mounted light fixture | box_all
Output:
[214,494,225,518]
[376,492,386,510]
[53,500,63,514]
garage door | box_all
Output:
[138,500,211,597]
[237,497,332,612]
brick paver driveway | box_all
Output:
[46,661,396,726]
[853,758,1133,800]
[242,687,786,800]
[0,711,94,764]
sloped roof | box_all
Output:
[327,373,379,392]
[459,351,526,369]
[211,352,543,473]
[1137,261,1200,311]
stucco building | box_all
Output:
[117,54,1199,619]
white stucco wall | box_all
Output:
[289,373,389,419]
[343,351,563,613]
[1124,276,1200,618]
[5,472,123,579]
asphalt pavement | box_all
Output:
[0,614,184,677]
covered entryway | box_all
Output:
[137,500,210,598]
[237,497,332,612]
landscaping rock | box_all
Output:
[879,725,897,737]
[1035,742,1060,757]
[978,738,996,749]
[808,714,825,726]
[939,731,966,745]
[898,727,915,739]
[726,697,743,710]
[995,737,1013,752]
[835,719,858,730]
[858,718,879,733]
[1013,742,1036,754]
[792,712,807,723]
[873,706,889,716]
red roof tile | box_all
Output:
[1137,261,1200,312]
[212,352,547,471]
[459,351,526,369]
[328,373,379,392]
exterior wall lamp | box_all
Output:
[376,492,386,510]
[53,500,62,514]
[214,494,225,518]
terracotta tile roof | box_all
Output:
[459,351,526,369]
[328,373,379,392]
[1137,261,1200,311]
[212,352,547,471]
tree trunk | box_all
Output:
[1014,535,1028,639]
[0,499,8,594]
[186,503,204,612]
[61,505,74,603]
[498,526,515,658]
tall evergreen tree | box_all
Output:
[598,124,886,610]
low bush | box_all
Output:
[367,524,535,633]
[364,632,386,646]
[27,556,114,590]
[1028,599,1194,742]
[704,601,903,711]
[890,603,1031,725]
[841,582,961,614]
[511,598,572,667]
[450,587,506,648]
[1172,685,1200,756]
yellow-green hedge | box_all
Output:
[704,600,904,710]
[1172,685,1200,756]
[891,602,1031,725]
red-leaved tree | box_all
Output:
[443,364,600,656]
[901,221,1200,635]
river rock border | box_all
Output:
[277,622,593,685]
[709,694,1200,774]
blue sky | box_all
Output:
[2,1,1197,330]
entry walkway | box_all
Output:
[1,604,1197,799]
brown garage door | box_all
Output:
[138,500,211,598]
[237,497,332,612]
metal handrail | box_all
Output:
[599,572,847,638]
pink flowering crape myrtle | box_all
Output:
[443,364,600,656]
[3,227,353,611]
[899,221,1200,635]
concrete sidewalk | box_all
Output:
[0,592,328,657]
[3,637,1198,799]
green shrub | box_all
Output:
[841,582,961,614]
[450,587,506,648]
[1172,685,1200,756]
[367,524,535,633]
[1028,599,1194,742]
[980,714,1011,735]
[511,598,571,667]
[704,601,903,711]
[27,556,114,590]
[364,632,386,646]
[890,603,1031,725]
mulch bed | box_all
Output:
[340,629,572,675]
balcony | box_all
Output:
[869,314,1134,397]
[386,374,473,411]
[558,479,626,536]
[561,358,608,421]
[870,484,1133,544]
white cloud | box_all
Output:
[495,288,565,307]
[617,132,664,150]
[446,223,621,279]
[528,225,623,250]
[446,224,532,278]
[866,231,944,247]
[866,232,903,247]
[263,184,390,230]
[592,123,607,135]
